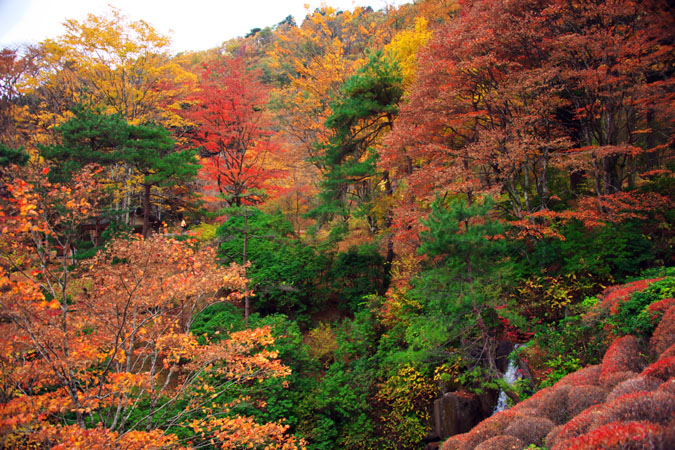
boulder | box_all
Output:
[433,391,485,439]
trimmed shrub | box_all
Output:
[441,434,468,450]
[458,410,521,450]
[503,415,554,447]
[567,385,607,417]
[600,336,644,385]
[601,371,638,390]
[554,420,668,450]
[474,435,524,450]
[650,306,675,356]
[606,376,662,403]
[512,387,553,411]
[537,385,571,425]
[555,365,601,387]
[549,404,606,448]
[657,377,675,395]
[594,391,675,427]
[661,343,675,359]
[641,356,675,381]
[545,425,564,449]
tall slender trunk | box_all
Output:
[142,183,151,238]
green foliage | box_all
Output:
[539,354,583,388]
[329,244,388,312]
[0,143,28,168]
[217,208,329,318]
[610,275,675,336]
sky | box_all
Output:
[0,0,408,53]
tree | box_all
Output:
[184,57,284,208]
[0,168,302,448]
[124,123,200,237]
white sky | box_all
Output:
[0,0,409,53]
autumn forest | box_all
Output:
[1,0,674,449]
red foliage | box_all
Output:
[592,278,662,316]
[474,435,523,450]
[650,306,675,356]
[648,299,675,323]
[549,405,607,449]
[441,433,468,450]
[595,391,675,428]
[457,410,522,450]
[601,371,639,390]
[567,386,607,418]
[641,356,675,381]
[503,415,554,447]
[600,336,644,385]
[555,365,602,387]
[553,421,668,450]
[607,376,662,403]
[183,56,285,207]
[661,344,675,360]
[537,385,572,425]
[658,377,675,395]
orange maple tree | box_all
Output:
[0,166,303,449]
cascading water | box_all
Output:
[492,346,521,415]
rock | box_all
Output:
[433,391,485,439]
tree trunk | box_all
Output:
[142,183,151,238]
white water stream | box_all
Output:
[492,347,521,415]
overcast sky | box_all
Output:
[0,0,408,53]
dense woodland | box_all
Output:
[0,0,674,449]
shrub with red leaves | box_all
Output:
[457,410,521,450]
[545,424,564,449]
[548,404,606,448]
[600,336,645,385]
[441,433,468,450]
[537,385,571,425]
[595,391,675,428]
[474,435,523,450]
[647,298,675,323]
[606,376,662,403]
[593,278,662,316]
[553,420,669,450]
[601,371,639,390]
[658,377,675,395]
[650,306,675,356]
[503,415,554,447]
[641,356,675,381]
[512,387,553,412]
[567,385,607,417]
[661,344,675,359]
[555,365,601,387]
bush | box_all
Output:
[641,356,675,381]
[554,421,668,450]
[567,386,607,417]
[650,306,675,356]
[599,336,644,385]
[329,244,388,313]
[474,435,524,450]
[503,415,554,447]
[537,385,571,425]
[548,404,606,448]
[610,276,675,336]
[606,376,661,403]
[595,391,675,427]
[555,365,602,387]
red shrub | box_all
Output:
[441,434,468,450]
[606,376,662,403]
[593,278,662,315]
[512,387,553,411]
[457,410,521,450]
[550,404,607,448]
[650,306,675,356]
[600,336,645,385]
[657,377,675,395]
[647,298,675,323]
[601,371,638,390]
[474,435,523,450]
[641,356,675,381]
[661,344,675,359]
[553,421,668,450]
[545,425,564,449]
[595,391,675,427]
[537,385,571,425]
[503,415,554,447]
[567,385,607,417]
[555,365,601,387]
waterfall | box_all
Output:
[492,347,521,415]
